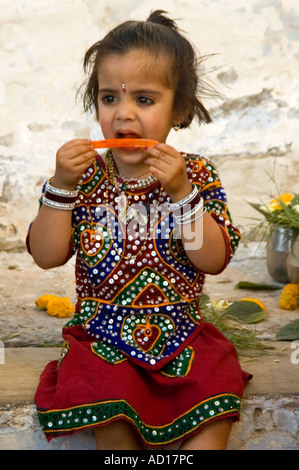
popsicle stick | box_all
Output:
[91,139,158,149]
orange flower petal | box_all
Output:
[241,298,266,310]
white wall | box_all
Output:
[1,0,298,249]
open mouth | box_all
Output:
[116,132,142,152]
[117,132,140,140]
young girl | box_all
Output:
[28,10,251,450]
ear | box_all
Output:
[172,114,184,130]
[172,107,189,129]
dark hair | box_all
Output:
[79,10,215,128]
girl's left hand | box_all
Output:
[145,143,192,202]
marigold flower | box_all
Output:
[35,294,56,310]
[35,294,74,318]
[280,284,299,310]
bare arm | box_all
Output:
[177,210,227,273]
[29,139,97,269]
[145,143,227,274]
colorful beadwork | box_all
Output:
[160,346,195,377]
[66,299,201,369]
[37,393,241,446]
[66,154,240,368]
[91,341,127,365]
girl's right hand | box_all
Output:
[51,139,98,190]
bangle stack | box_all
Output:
[42,181,79,211]
[167,185,206,225]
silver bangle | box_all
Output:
[175,207,206,225]
[45,181,79,198]
[174,198,204,223]
[42,195,76,211]
[167,185,199,210]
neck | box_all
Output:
[108,151,152,180]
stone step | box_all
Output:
[0,345,299,450]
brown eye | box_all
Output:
[102,95,116,104]
[137,96,154,105]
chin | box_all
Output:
[114,148,145,160]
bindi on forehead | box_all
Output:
[122,82,126,93]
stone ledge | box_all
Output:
[1,346,299,450]
[1,343,299,405]
[0,347,61,405]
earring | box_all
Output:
[173,124,180,132]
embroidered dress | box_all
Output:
[30,153,251,447]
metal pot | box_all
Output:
[287,234,299,284]
[266,226,297,283]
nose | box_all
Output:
[115,98,136,122]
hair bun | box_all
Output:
[146,10,180,31]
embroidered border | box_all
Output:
[57,341,70,369]
[37,393,241,446]
[90,342,127,365]
[160,346,195,378]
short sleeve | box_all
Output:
[185,155,241,267]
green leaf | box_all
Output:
[292,195,299,205]
[199,293,210,308]
[276,319,299,340]
[247,201,264,213]
[223,300,267,324]
[235,281,281,290]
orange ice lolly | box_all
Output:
[91,139,158,149]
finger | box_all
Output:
[145,146,167,160]
[146,146,181,167]
[146,159,171,181]
[145,152,177,176]
[57,141,93,161]
[72,149,98,167]
[144,153,167,168]
[63,145,97,161]
[61,139,92,151]
[152,143,178,158]
[146,163,164,180]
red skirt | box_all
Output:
[35,322,251,448]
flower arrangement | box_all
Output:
[35,294,74,318]
[249,192,299,239]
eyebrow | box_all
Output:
[98,87,162,96]
[98,88,117,93]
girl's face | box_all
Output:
[97,49,178,176]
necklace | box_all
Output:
[104,150,163,261]
[105,179,163,262]
[105,149,157,191]
[105,149,158,224]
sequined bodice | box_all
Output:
[67,154,240,368]
[72,157,207,305]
